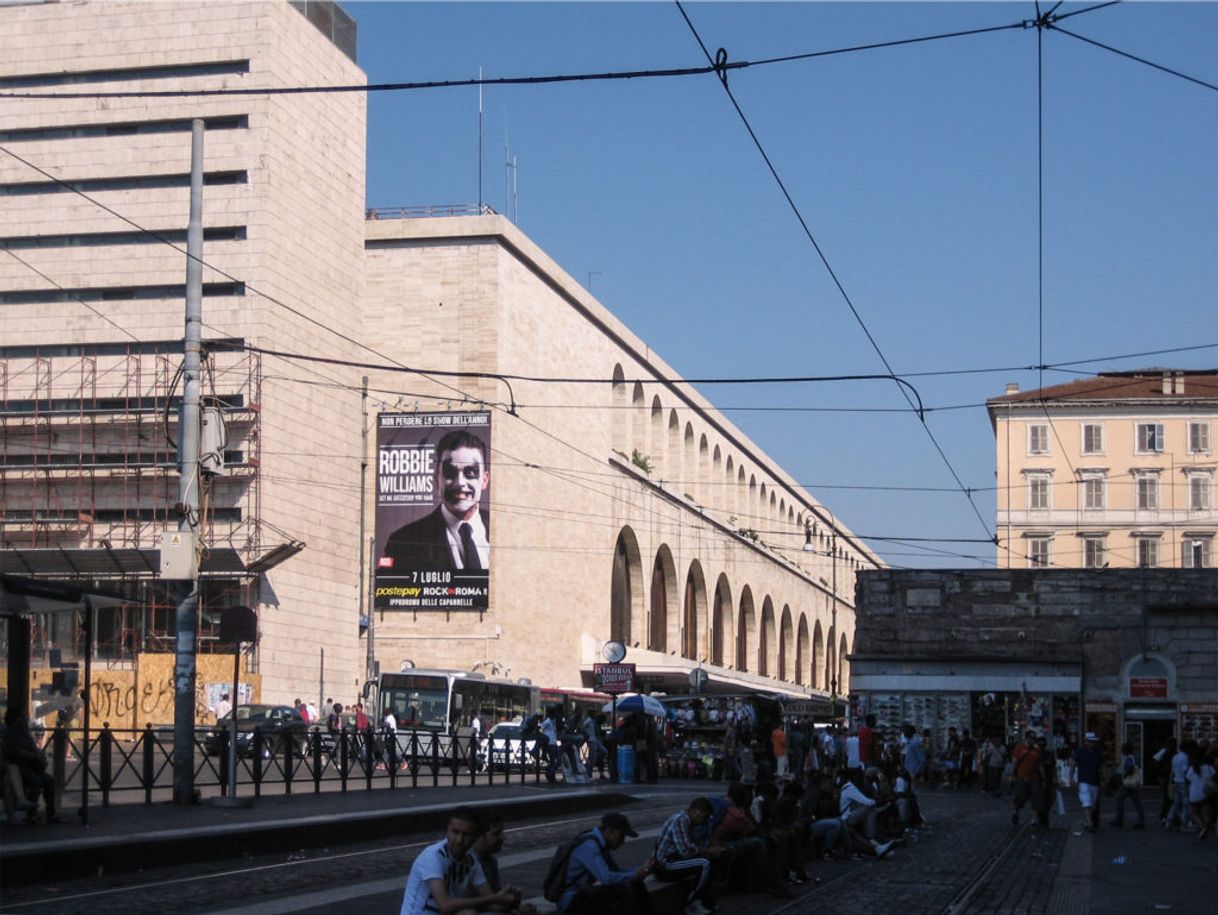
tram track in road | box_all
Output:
[939,819,1031,915]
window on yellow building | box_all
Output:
[1136,475,1159,511]
[1082,423,1104,455]
[1136,537,1159,568]
[1137,423,1165,453]
[1190,474,1213,512]
[1189,421,1212,454]
[1028,423,1049,455]
[1083,536,1107,569]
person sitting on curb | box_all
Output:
[839,769,896,859]
[654,797,719,915]
[1,707,57,825]
[557,812,654,914]
[710,783,790,898]
[399,806,522,915]
[472,811,538,915]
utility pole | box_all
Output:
[360,376,374,683]
[172,118,205,805]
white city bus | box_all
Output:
[377,669,538,768]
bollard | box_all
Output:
[252,726,264,798]
[339,729,349,793]
[143,723,155,805]
[52,725,67,806]
[410,731,419,790]
[388,729,398,790]
[430,733,439,788]
[99,723,113,808]
[469,733,477,788]
[312,729,323,795]
[281,721,293,794]
[364,725,374,792]
[218,728,230,796]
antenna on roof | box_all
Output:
[477,66,483,211]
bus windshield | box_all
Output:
[380,673,449,729]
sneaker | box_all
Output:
[874,840,895,859]
[788,871,808,885]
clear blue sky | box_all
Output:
[346,1,1218,568]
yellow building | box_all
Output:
[988,371,1218,569]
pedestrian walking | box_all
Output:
[1010,730,1040,826]
[1165,740,1191,829]
[1075,732,1103,833]
[1110,741,1146,829]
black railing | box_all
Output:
[41,723,578,805]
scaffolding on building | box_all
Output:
[0,341,266,663]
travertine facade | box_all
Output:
[363,216,880,698]
[2,0,877,707]
[989,372,1217,569]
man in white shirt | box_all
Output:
[845,729,862,771]
[400,807,520,915]
[214,693,232,721]
[1165,741,1191,829]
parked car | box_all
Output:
[204,704,309,759]
[479,722,538,771]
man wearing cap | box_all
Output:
[1074,733,1103,833]
[558,812,654,914]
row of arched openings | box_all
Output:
[612,527,850,691]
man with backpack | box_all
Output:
[549,812,654,914]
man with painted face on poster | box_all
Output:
[383,429,490,572]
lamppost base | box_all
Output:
[207,795,254,809]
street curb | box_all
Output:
[0,789,634,888]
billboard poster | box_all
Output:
[374,411,491,611]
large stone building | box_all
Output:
[851,568,1218,771]
[1,0,877,717]
[988,370,1218,570]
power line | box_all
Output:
[1049,23,1218,94]
[0,18,1043,102]
[675,0,994,541]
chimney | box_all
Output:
[1162,371,1172,395]
[1005,383,1020,396]
[1175,371,1185,394]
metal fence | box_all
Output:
[47,724,558,806]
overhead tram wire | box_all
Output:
[1049,24,1218,95]
[674,1,995,545]
[0,17,1047,102]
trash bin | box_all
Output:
[617,745,635,785]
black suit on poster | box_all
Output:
[382,505,490,571]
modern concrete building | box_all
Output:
[1,0,878,719]
[851,568,1218,771]
[1,0,367,719]
[988,371,1218,570]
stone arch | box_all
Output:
[838,632,850,694]
[650,396,664,469]
[684,422,696,490]
[796,614,810,686]
[610,526,643,647]
[649,544,678,653]
[813,620,825,689]
[711,574,733,667]
[759,597,776,677]
[712,445,722,510]
[724,455,735,517]
[769,490,777,524]
[631,383,646,454]
[667,409,681,480]
[736,586,755,672]
[682,560,707,661]
[698,434,710,498]
[748,474,757,525]
[611,364,627,451]
[779,605,794,681]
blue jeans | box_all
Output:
[1166,783,1189,827]
[1112,783,1144,825]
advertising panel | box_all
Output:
[374,411,491,611]
[593,663,636,695]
